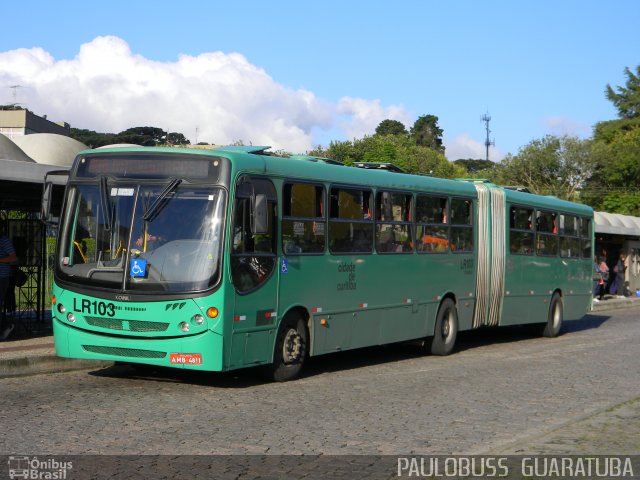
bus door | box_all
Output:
[229,176,279,368]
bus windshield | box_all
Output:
[58,181,226,293]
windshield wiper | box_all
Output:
[143,178,182,222]
[99,176,113,231]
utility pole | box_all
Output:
[481,112,495,161]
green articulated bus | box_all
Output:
[41,146,594,381]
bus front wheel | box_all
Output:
[429,298,458,355]
[542,292,563,338]
[269,314,308,382]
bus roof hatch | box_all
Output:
[354,162,405,173]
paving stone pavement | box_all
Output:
[1,307,639,459]
[495,396,640,455]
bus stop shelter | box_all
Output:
[0,133,77,336]
[594,211,640,294]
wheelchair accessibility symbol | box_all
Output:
[130,259,147,278]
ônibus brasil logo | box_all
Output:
[7,456,72,479]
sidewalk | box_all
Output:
[0,313,112,378]
[1,295,639,378]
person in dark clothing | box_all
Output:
[0,233,17,340]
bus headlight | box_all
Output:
[57,304,66,314]
[179,322,190,333]
[192,314,204,326]
[66,313,76,323]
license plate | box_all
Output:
[170,353,203,365]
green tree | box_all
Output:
[606,65,640,119]
[495,135,595,201]
[410,115,445,153]
[71,126,192,148]
[587,128,640,214]
[375,119,407,136]
[116,127,166,146]
[594,65,640,144]
[166,132,190,145]
[587,65,640,213]
[593,117,640,144]
[70,128,117,148]
[309,134,464,178]
[453,159,496,175]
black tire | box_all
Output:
[429,298,458,355]
[542,292,563,338]
[269,314,308,382]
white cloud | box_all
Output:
[445,132,504,162]
[0,36,337,153]
[336,97,412,139]
[544,116,590,137]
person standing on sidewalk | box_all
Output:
[597,255,609,301]
[0,231,18,340]
[610,252,626,297]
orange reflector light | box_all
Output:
[52,295,57,305]
[206,307,219,318]
[320,318,327,326]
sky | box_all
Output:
[1,0,638,161]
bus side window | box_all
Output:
[416,195,449,253]
[282,183,325,254]
[535,209,559,256]
[559,214,580,258]
[580,217,592,259]
[450,198,473,252]
[328,187,373,254]
[375,191,413,253]
[509,206,534,255]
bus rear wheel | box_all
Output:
[542,292,563,338]
[269,314,308,382]
[429,298,458,355]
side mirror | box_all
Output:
[41,170,69,226]
[251,193,269,234]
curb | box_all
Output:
[0,355,113,378]
[0,301,637,379]
[591,298,640,312]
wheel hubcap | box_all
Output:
[282,328,302,364]
[442,313,451,338]
[553,304,560,327]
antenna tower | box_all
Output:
[481,112,495,161]
[7,85,23,107]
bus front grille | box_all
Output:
[85,317,170,332]
[129,320,170,332]
[82,345,167,359]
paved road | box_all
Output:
[2,308,639,456]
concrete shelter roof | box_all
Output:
[594,211,640,237]
[11,133,87,166]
